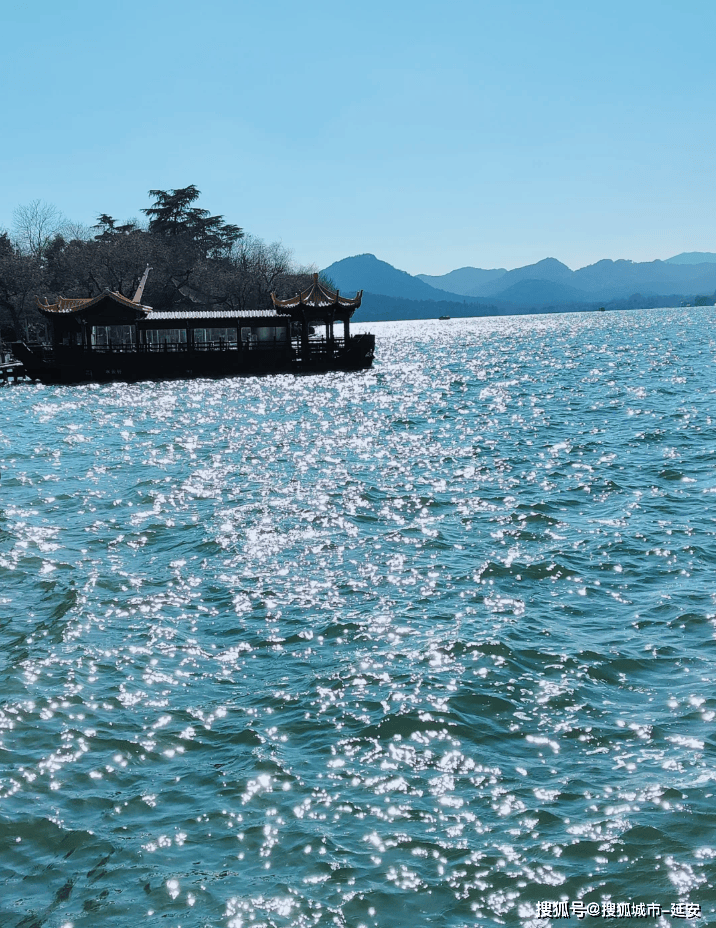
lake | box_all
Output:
[1,308,715,926]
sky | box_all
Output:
[2,0,715,275]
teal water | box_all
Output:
[1,308,715,927]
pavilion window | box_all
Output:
[194,327,237,347]
[144,328,187,346]
[91,325,136,347]
[255,326,286,343]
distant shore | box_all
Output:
[351,293,709,324]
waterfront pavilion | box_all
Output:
[271,274,362,359]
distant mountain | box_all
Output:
[468,258,575,298]
[493,278,591,306]
[322,254,478,302]
[322,252,716,319]
[573,259,716,300]
[416,266,506,296]
[665,252,716,265]
[454,256,716,302]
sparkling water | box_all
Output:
[1,308,715,926]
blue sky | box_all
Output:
[2,0,715,274]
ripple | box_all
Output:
[1,309,715,925]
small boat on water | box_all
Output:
[439,315,451,320]
[14,273,375,385]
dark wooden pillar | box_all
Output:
[301,312,310,358]
[326,315,334,357]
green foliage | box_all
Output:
[142,186,243,259]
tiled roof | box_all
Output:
[271,273,362,311]
[37,291,151,314]
[147,309,289,320]
[36,292,287,321]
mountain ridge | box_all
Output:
[664,252,716,265]
[322,254,483,303]
[322,252,716,312]
[416,266,507,295]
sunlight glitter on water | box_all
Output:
[1,308,716,925]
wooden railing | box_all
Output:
[33,334,370,360]
[87,336,363,356]
[88,341,290,354]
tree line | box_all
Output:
[0,186,318,342]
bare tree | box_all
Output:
[62,219,93,242]
[226,235,301,310]
[12,200,68,257]
[0,232,45,339]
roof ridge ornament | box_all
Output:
[133,265,152,304]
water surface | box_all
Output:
[1,308,715,926]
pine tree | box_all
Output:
[142,186,243,258]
